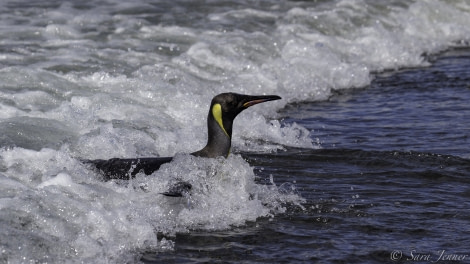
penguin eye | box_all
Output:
[227,100,238,110]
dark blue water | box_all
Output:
[2,1,470,262]
[287,49,470,157]
[143,49,470,263]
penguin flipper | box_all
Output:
[161,181,192,197]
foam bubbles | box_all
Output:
[1,0,470,262]
[37,172,74,188]
[0,148,303,262]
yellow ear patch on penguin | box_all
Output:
[212,103,230,137]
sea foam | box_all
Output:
[0,0,469,262]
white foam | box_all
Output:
[1,0,470,262]
[0,148,303,262]
[37,172,74,188]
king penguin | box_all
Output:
[86,92,281,195]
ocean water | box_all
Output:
[0,0,469,263]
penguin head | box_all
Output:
[209,93,282,137]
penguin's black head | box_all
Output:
[209,92,282,137]
[192,92,282,158]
